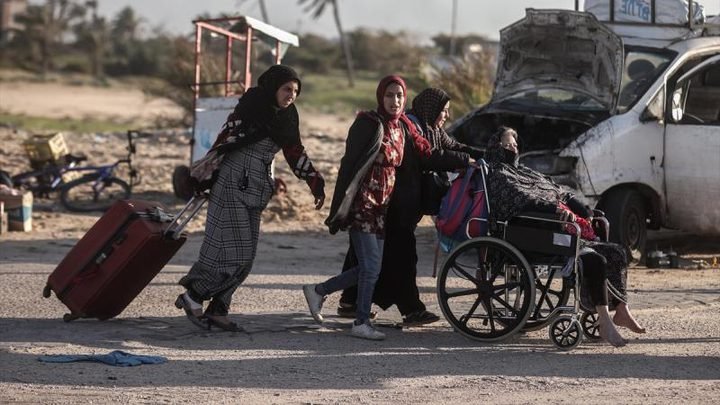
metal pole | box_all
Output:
[275,41,281,64]
[193,24,202,103]
[449,0,458,56]
[244,26,253,90]
[225,37,232,96]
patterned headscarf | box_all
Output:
[410,88,451,150]
[485,126,564,225]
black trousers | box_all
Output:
[579,242,629,311]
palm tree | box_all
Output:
[15,0,86,75]
[298,0,355,87]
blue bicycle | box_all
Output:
[1,130,141,212]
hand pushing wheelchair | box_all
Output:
[435,161,609,350]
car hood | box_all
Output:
[494,9,624,110]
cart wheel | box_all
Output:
[549,316,583,351]
[172,165,193,201]
[42,285,52,298]
[580,311,601,340]
[63,313,79,322]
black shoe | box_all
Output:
[336,303,377,320]
[174,293,209,330]
[402,310,440,327]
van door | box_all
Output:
[664,54,720,233]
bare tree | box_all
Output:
[298,0,355,87]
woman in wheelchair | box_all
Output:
[484,126,646,347]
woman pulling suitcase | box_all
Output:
[175,65,325,331]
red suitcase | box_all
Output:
[43,197,206,321]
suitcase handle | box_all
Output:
[164,195,208,239]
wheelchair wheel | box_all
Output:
[549,316,583,350]
[436,237,536,342]
[580,311,601,340]
[522,269,571,331]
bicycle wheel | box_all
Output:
[60,175,131,212]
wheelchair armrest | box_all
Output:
[592,209,605,218]
[514,211,565,222]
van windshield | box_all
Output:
[617,49,675,112]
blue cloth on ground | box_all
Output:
[37,350,167,366]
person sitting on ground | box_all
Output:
[484,126,646,347]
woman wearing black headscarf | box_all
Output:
[485,126,646,347]
[176,65,325,331]
[409,88,482,159]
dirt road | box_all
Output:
[1,79,719,403]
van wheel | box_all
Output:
[600,189,647,263]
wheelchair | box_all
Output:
[435,161,609,350]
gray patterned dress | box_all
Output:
[179,138,280,315]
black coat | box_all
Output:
[340,132,469,313]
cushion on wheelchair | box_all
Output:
[505,212,579,257]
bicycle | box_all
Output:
[1,130,142,212]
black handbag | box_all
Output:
[420,171,451,215]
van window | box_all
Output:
[681,63,720,125]
[617,49,674,112]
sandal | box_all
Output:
[175,293,208,330]
[402,310,440,327]
[204,314,241,332]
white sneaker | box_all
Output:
[351,322,386,341]
[303,284,325,324]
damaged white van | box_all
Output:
[450,6,720,257]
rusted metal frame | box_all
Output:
[225,36,233,96]
[244,26,253,91]
[194,21,248,42]
[193,16,246,25]
[193,24,202,102]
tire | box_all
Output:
[60,175,131,212]
[436,237,536,342]
[600,189,647,263]
[0,170,12,188]
[549,317,583,350]
[172,165,193,201]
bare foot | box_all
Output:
[599,323,627,347]
[613,306,646,334]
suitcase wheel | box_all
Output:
[63,313,79,322]
[42,285,52,298]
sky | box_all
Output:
[92,0,720,42]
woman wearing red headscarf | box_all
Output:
[303,75,431,340]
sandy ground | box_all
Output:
[0,80,719,403]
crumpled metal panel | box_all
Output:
[495,9,624,110]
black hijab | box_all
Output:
[215,65,302,151]
[485,127,564,224]
[410,88,451,151]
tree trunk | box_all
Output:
[331,0,354,88]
